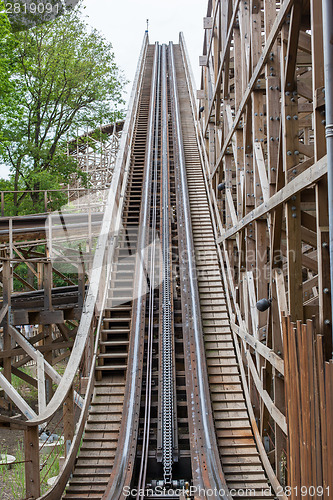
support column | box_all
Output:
[24,426,40,499]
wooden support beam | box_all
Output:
[8,325,83,409]
[254,143,270,203]
[210,0,295,178]
[217,155,327,243]
[198,0,330,490]
[0,371,37,419]
[36,351,46,414]
[24,426,40,498]
[231,321,284,375]
[247,351,287,434]
[12,366,38,388]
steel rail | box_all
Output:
[103,42,160,500]
[169,42,231,499]
[161,43,175,486]
[136,44,161,500]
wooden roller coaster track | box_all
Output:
[0,2,332,499]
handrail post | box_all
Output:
[24,425,40,499]
[44,191,48,212]
[43,258,53,403]
[1,191,4,216]
[63,387,74,457]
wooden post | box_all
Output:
[2,258,12,396]
[63,387,74,458]
[311,0,331,357]
[281,16,303,322]
[1,191,4,216]
[36,352,46,414]
[24,426,40,499]
[43,258,53,403]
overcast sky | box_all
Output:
[0,1,206,180]
[83,0,206,101]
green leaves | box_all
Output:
[0,2,19,104]
[0,3,126,214]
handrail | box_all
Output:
[37,32,150,500]
[179,32,198,120]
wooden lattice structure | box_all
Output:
[198,0,332,493]
[0,123,123,450]
[67,122,123,203]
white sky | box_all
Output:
[0,1,206,180]
[83,0,206,102]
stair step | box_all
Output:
[96,365,127,371]
[100,340,130,347]
[98,353,128,359]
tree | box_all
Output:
[0,2,18,112]
[0,3,125,214]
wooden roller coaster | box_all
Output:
[0,1,332,499]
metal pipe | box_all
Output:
[322,0,333,356]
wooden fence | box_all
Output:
[283,316,333,499]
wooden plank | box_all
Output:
[288,319,301,491]
[9,324,83,409]
[225,188,237,226]
[0,371,37,420]
[24,426,40,498]
[231,326,287,499]
[211,0,295,177]
[246,271,260,368]
[37,351,46,414]
[299,322,310,490]
[231,323,284,376]
[0,303,8,325]
[199,55,208,67]
[204,16,214,29]
[316,336,328,493]
[63,387,74,457]
[12,366,38,388]
[307,320,322,496]
[254,143,270,203]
